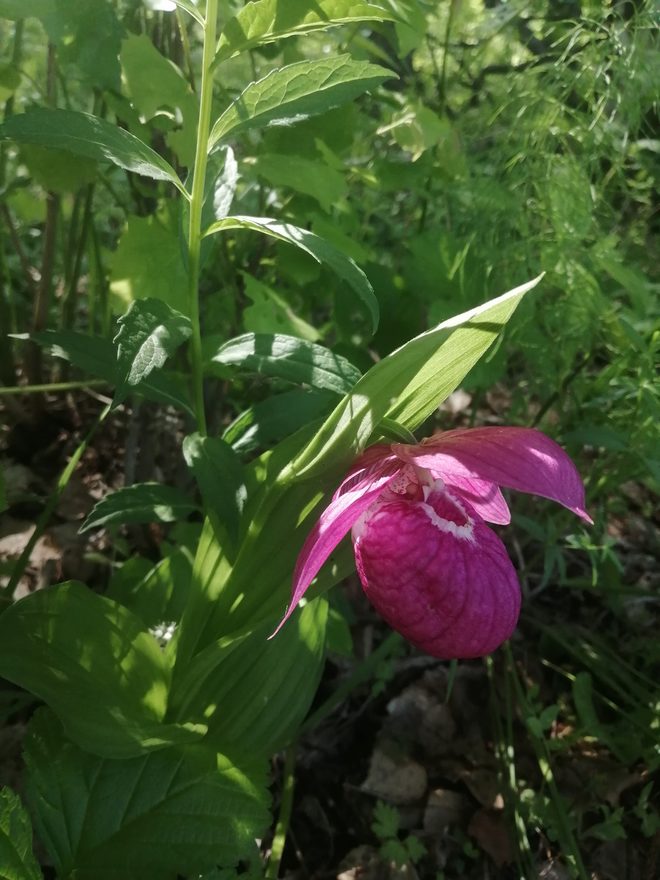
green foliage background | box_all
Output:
[0,1,658,878]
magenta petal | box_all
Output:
[440,475,510,525]
[332,445,398,500]
[353,487,521,659]
[394,427,592,522]
[272,465,398,637]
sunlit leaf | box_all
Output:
[289,276,543,478]
[215,0,397,62]
[113,298,192,405]
[208,55,392,150]
[109,215,189,314]
[0,583,201,758]
[0,788,42,880]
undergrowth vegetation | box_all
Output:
[0,1,658,878]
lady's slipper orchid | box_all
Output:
[277,427,592,659]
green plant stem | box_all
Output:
[266,743,297,880]
[3,402,111,598]
[438,0,457,113]
[0,379,107,395]
[62,184,95,330]
[186,0,218,436]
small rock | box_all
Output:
[537,859,572,880]
[423,789,469,832]
[362,746,428,805]
[419,704,456,756]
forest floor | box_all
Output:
[1,392,658,880]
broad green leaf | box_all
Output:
[0,63,21,102]
[184,599,328,759]
[113,298,192,406]
[121,33,198,165]
[215,0,397,62]
[110,215,189,314]
[143,0,204,27]
[107,550,193,632]
[0,788,42,880]
[242,273,320,341]
[42,0,123,91]
[253,152,347,212]
[81,483,198,533]
[289,276,543,478]
[19,144,97,193]
[0,0,53,19]
[208,332,362,395]
[25,712,269,880]
[182,433,246,549]
[0,109,187,196]
[0,582,201,758]
[223,389,337,453]
[25,329,194,416]
[208,55,392,150]
[205,216,379,332]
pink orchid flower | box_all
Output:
[277,427,592,659]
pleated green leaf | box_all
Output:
[25,712,269,880]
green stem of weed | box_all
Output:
[3,402,111,598]
[186,0,218,436]
[0,380,108,395]
[266,743,297,880]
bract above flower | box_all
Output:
[274,427,592,659]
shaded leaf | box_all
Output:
[242,273,320,341]
[253,152,347,212]
[25,329,194,416]
[0,788,42,880]
[223,389,337,453]
[215,0,397,62]
[42,0,123,92]
[205,216,379,332]
[208,332,362,395]
[0,0,54,19]
[182,434,246,550]
[113,298,192,406]
[25,711,269,880]
[0,583,200,758]
[0,109,186,195]
[81,483,198,533]
[208,55,392,150]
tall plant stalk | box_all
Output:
[186,0,218,436]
